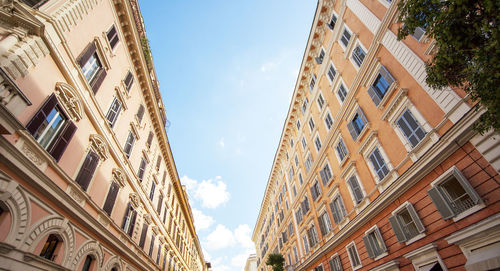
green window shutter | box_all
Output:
[347,122,357,140]
[362,235,375,259]
[367,86,382,106]
[454,173,481,205]
[374,227,387,253]
[379,65,395,85]
[427,187,455,220]
[388,215,407,242]
[407,203,425,233]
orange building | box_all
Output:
[0,0,205,270]
[252,1,500,271]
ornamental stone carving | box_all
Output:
[55,82,83,121]
[129,193,139,208]
[143,213,152,224]
[151,225,159,235]
[112,168,126,188]
[89,134,109,160]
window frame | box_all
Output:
[339,25,352,50]
[362,225,388,260]
[389,202,426,244]
[346,241,362,270]
[351,43,367,68]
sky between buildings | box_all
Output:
[139,1,316,270]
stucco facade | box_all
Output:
[0,0,205,271]
[252,1,500,271]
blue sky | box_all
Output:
[139,1,316,270]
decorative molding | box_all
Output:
[67,185,86,206]
[0,171,30,247]
[19,140,47,170]
[151,225,159,235]
[112,168,127,188]
[71,240,104,269]
[89,134,109,160]
[49,0,103,33]
[380,88,408,121]
[55,82,83,121]
[143,213,152,224]
[129,193,139,209]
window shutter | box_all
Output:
[454,175,481,205]
[75,151,99,191]
[49,121,77,162]
[156,155,162,170]
[347,122,357,140]
[157,194,163,213]
[318,216,326,236]
[362,235,376,259]
[427,187,455,220]
[128,209,137,236]
[374,227,387,252]
[310,186,317,201]
[107,25,119,49]
[26,94,58,135]
[121,203,131,230]
[367,86,382,106]
[379,65,394,85]
[320,169,327,185]
[407,203,425,233]
[330,201,341,224]
[388,215,407,242]
[137,105,145,123]
[103,181,119,216]
[124,71,134,92]
[77,42,97,68]
[91,69,107,94]
[139,222,148,248]
[147,131,154,147]
[349,176,364,203]
[357,107,368,125]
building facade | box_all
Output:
[252,1,500,271]
[0,0,205,270]
[245,254,257,271]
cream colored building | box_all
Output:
[252,0,500,271]
[0,0,205,270]
[244,254,257,271]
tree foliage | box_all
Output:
[266,253,285,271]
[397,0,500,133]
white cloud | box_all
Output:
[260,61,277,72]
[205,224,236,250]
[211,257,231,271]
[192,208,215,231]
[181,175,230,209]
[234,224,255,249]
[218,138,225,148]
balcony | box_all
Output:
[0,67,31,134]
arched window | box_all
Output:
[0,202,11,242]
[82,255,94,271]
[40,234,60,261]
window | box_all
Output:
[318,211,332,236]
[150,181,156,200]
[324,112,334,130]
[149,234,155,257]
[327,63,336,82]
[317,92,325,109]
[347,175,364,204]
[139,222,148,248]
[363,226,387,259]
[340,27,352,48]
[26,94,76,161]
[294,155,299,167]
[156,245,161,265]
[328,13,337,30]
[298,172,304,185]
[329,255,343,271]
[124,131,136,158]
[124,71,134,92]
[103,181,120,216]
[136,104,145,124]
[138,157,147,181]
[106,97,122,127]
[301,137,307,149]
[336,138,348,162]
[302,234,310,254]
[397,109,426,148]
[308,117,315,132]
[292,185,297,196]
[389,203,425,242]
[347,242,361,269]
[330,195,347,224]
[301,196,310,215]
[411,26,426,41]
[290,138,294,148]
[352,45,366,67]
[309,74,317,93]
[81,255,94,271]
[305,153,313,173]
[347,107,368,140]
[288,167,294,180]
[367,66,395,106]
[296,208,303,224]
[121,203,137,236]
[320,163,333,185]
[314,264,324,271]
[296,120,301,130]
[106,24,119,49]
[40,234,59,261]
[293,246,299,263]
[310,180,322,201]
[307,225,319,247]
[288,222,294,237]
[302,98,309,114]
[337,83,348,103]
[157,194,163,214]
[427,167,481,220]
[369,148,390,180]
[75,151,99,191]
[78,42,106,93]
[156,155,162,170]
[316,49,325,64]
[314,135,322,151]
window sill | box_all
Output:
[377,169,399,193]
[338,217,350,230]
[405,233,426,246]
[373,251,388,261]
[452,203,485,222]
[338,154,350,168]
[355,197,370,214]
[376,82,398,110]
[355,123,370,143]
[353,264,363,271]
